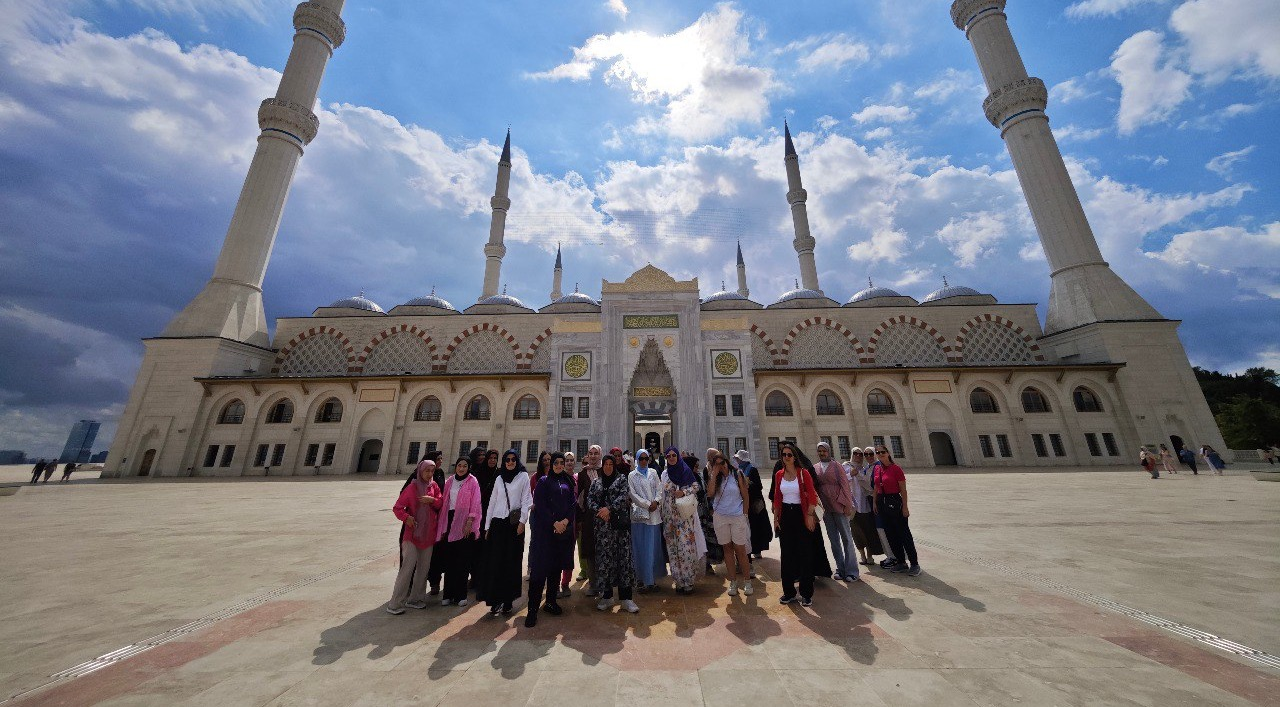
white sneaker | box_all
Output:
[457,598,471,607]
[440,599,454,606]
[741,580,754,596]
[596,598,614,611]
[621,599,639,613]
[727,581,739,597]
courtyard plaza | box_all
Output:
[0,465,1276,706]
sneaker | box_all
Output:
[404,600,428,609]
[727,581,739,597]
[457,599,471,607]
[543,603,563,616]
[523,612,538,628]
[501,603,513,615]
[385,605,405,615]
[621,600,639,614]
[440,599,454,606]
[907,565,922,577]
[779,595,795,605]
[847,575,861,582]
[891,563,909,573]
[558,587,571,598]
[489,605,502,616]
[741,580,754,596]
[800,597,813,607]
[596,598,614,611]
[880,558,898,569]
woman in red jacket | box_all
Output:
[772,445,821,606]
[387,466,443,614]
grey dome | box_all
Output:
[477,293,530,308]
[848,286,905,304]
[403,293,457,311]
[555,291,598,306]
[703,290,750,303]
[922,284,983,303]
[773,287,826,305]
[328,294,384,313]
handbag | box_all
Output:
[674,492,697,519]
[501,478,520,524]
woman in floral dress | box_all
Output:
[588,455,639,613]
[660,446,704,594]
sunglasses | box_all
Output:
[877,450,889,455]
[781,452,794,458]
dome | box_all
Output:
[477,293,530,308]
[703,290,749,303]
[555,291,598,306]
[848,285,905,304]
[327,294,384,313]
[403,293,457,311]
[922,284,983,303]
[773,287,826,305]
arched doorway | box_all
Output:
[357,439,382,473]
[1169,435,1185,454]
[630,338,677,453]
[929,432,958,466]
[644,432,662,455]
[138,449,157,477]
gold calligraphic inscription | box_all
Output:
[623,314,679,329]
[632,386,674,397]
[564,354,589,379]
[714,351,739,376]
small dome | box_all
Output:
[703,290,749,303]
[477,293,530,308]
[403,293,457,311]
[555,291,598,306]
[922,284,983,303]
[848,285,905,304]
[327,294,384,313]
[773,287,826,305]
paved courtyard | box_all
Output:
[0,466,1276,706]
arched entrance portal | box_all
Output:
[357,439,383,473]
[1169,435,1185,454]
[644,432,662,455]
[929,432,958,466]
[629,339,677,452]
[138,449,157,477]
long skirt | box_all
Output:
[748,504,773,555]
[664,514,703,589]
[631,522,664,585]
[851,511,883,555]
[779,504,815,600]
[480,517,525,608]
[810,517,832,578]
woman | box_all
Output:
[1201,445,1226,475]
[734,450,772,565]
[848,449,883,566]
[1139,447,1160,479]
[435,457,483,606]
[588,456,639,613]
[868,447,898,569]
[814,441,856,581]
[387,464,443,614]
[708,453,753,596]
[1158,444,1178,475]
[629,450,664,592]
[772,445,820,606]
[529,450,552,494]
[874,445,921,576]
[693,453,722,570]
[574,448,601,592]
[771,443,832,579]
[660,447,704,594]
[525,452,576,628]
[481,450,533,617]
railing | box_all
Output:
[1230,448,1264,462]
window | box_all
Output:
[1084,433,1102,457]
[459,440,472,457]
[464,395,492,420]
[270,444,286,467]
[526,440,539,464]
[816,390,844,416]
[321,443,336,466]
[768,437,780,460]
[785,436,797,445]
[872,435,886,450]
[979,435,995,458]
[414,396,442,422]
[1031,434,1048,457]
[867,389,895,415]
[314,398,342,423]
[764,391,793,416]
[1021,388,1051,413]
[406,442,421,465]
[425,442,437,455]
[820,436,833,454]
[509,441,523,458]
[1073,387,1103,413]
[734,437,748,455]
[203,445,219,467]
[254,444,269,467]
[1049,434,1066,457]
[996,434,1012,458]
[559,439,572,453]
[476,441,488,451]
[1102,433,1120,457]
[890,435,905,458]
[577,397,590,419]
[576,439,589,460]
[714,395,727,417]
[265,399,294,424]
[561,397,574,419]
[305,444,320,466]
[731,395,744,417]
[513,395,541,420]
[970,388,1000,414]
[219,445,236,467]
[218,400,245,424]
[716,438,729,457]
[838,436,851,459]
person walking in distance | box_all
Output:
[42,461,57,483]
[772,445,820,606]
[60,461,76,482]
[525,452,575,628]
[386,463,443,614]
[874,445,921,576]
[435,457,483,607]
[814,441,856,582]
[707,453,753,597]
[31,459,46,484]
[1178,445,1199,475]
[1158,444,1178,475]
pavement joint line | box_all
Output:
[1,549,394,704]
[917,538,1280,670]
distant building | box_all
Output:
[89,450,109,463]
[0,450,27,465]
[59,420,100,463]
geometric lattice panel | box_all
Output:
[874,324,947,366]
[750,333,775,369]
[446,330,518,374]
[787,326,860,368]
[963,320,1034,364]
[528,336,553,372]
[363,332,434,375]
[278,334,347,376]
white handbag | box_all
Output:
[674,492,697,519]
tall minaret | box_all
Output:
[784,121,822,294]
[951,1,1159,333]
[550,243,564,301]
[735,240,750,298]
[163,1,346,348]
[480,129,512,301]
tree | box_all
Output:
[1215,396,1280,449]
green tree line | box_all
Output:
[1194,367,1280,449]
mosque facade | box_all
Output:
[103,0,1225,478]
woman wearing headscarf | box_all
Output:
[386,464,443,614]
[588,455,639,612]
[435,457,483,607]
[660,447,704,594]
[771,443,832,579]
[814,441,856,581]
[481,449,533,617]
[575,445,603,594]
[629,450,664,592]
[733,450,772,564]
[525,452,576,628]
[847,448,883,566]
[699,450,723,569]
[772,443,821,606]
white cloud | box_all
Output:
[1111,30,1193,135]
[793,35,871,73]
[913,68,982,104]
[1049,77,1094,104]
[1066,0,1166,18]
[851,104,913,124]
[605,0,629,20]
[1055,124,1106,142]
[1171,0,1280,81]
[1152,221,1280,297]
[1205,145,1255,178]
[863,127,892,141]
[107,0,277,24]
[815,115,839,130]
[936,212,1009,267]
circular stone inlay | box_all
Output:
[714,351,739,376]
[564,354,589,379]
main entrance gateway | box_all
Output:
[630,339,677,452]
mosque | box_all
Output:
[103,0,1225,478]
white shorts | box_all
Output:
[712,513,750,546]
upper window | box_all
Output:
[1021,388,1051,414]
[970,388,1000,414]
[265,399,294,424]
[315,398,342,423]
[464,394,492,421]
[414,396,442,422]
[866,389,895,415]
[1073,387,1103,413]
[513,395,540,420]
[218,400,245,424]
[816,390,844,416]
[764,391,793,417]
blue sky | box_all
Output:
[0,0,1277,456]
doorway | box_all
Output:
[357,439,382,473]
[929,432,958,466]
[1169,435,1185,454]
[138,449,156,477]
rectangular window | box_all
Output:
[321,443,336,466]
[979,435,995,458]
[460,440,472,457]
[734,437,748,456]
[425,441,438,455]
[305,444,320,467]
[254,444,269,467]
[561,397,574,419]
[578,397,590,419]
[731,395,744,417]
[1085,433,1102,457]
[872,435,886,450]
[219,445,236,468]
[526,440,539,464]
[1031,434,1048,458]
[716,438,729,456]
[1101,433,1120,457]
[996,434,1012,458]
[838,436,851,459]
[1049,434,1066,457]
[559,439,572,453]
[785,436,797,445]
[576,439,589,460]
[509,441,522,459]
[820,435,832,449]
[270,444,286,467]
[890,435,905,458]
[714,395,727,417]
[406,442,421,466]
[203,445,219,468]
[768,437,780,460]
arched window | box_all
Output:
[816,389,844,416]
[218,400,245,424]
[1073,386,1104,412]
[265,399,294,424]
[513,395,541,420]
[464,394,492,421]
[414,396,442,422]
[1021,388,1051,413]
[970,388,1000,414]
[764,391,793,417]
[314,398,343,423]
[866,389,895,415]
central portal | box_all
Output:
[629,338,677,453]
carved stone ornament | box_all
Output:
[294,2,346,49]
[950,0,1006,31]
[786,188,808,205]
[258,98,319,145]
[602,264,699,294]
[983,77,1048,130]
[629,339,675,398]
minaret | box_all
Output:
[735,240,750,298]
[480,129,512,301]
[163,1,347,347]
[951,1,1159,333]
[784,121,822,294]
[550,243,564,301]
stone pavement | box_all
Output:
[0,469,1276,706]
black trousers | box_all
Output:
[438,511,476,602]
[779,503,815,600]
[527,572,559,612]
[599,585,633,600]
[878,493,918,567]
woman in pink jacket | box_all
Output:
[387,467,443,614]
[436,457,484,607]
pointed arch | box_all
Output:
[273,326,356,376]
[748,323,782,367]
[779,317,868,367]
[355,325,437,374]
[441,323,521,373]
[521,327,555,371]
[866,315,953,365]
[955,314,1044,363]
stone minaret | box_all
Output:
[550,243,564,301]
[951,1,1158,333]
[735,240,750,298]
[784,121,822,294]
[163,1,346,348]
[480,129,512,301]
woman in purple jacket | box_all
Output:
[435,457,483,607]
[525,452,576,628]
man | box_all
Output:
[42,461,56,482]
[31,459,45,484]
[61,462,76,482]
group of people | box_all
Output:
[385,439,922,625]
[29,459,75,483]
[1139,444,1227,478]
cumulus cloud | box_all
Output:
[1055,124,1107,142]
[1111,30,1193,134]
[1049,77,1095,104]
[605,0,629,20]
[1152,221,1280,297]
[788,34,871,73]
[851,104,913,124]
[913,68,983,104]
[936,212,1010,267]
[1066,0,1167,18]
[1205,145,1255,178]
[1171,0,1280,81]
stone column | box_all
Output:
[164,1,346,348]
[480,130,512,300]
[784,123,822,294]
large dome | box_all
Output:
[703,290,749,303]
[848,285,905,304]
[554,291,599,306]
[477,293,530,308]
[327,294,384,313]
[403,293,457,311]
[922,284,983,303]
[772,287,826,305]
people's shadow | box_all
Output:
[790,590,880,667]
[312,606,440,667]
[875,567,986,612]
[724,592,783,646]
[425,610,509,674]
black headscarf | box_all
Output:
[500,448,525,484]
[599,455,622,488]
